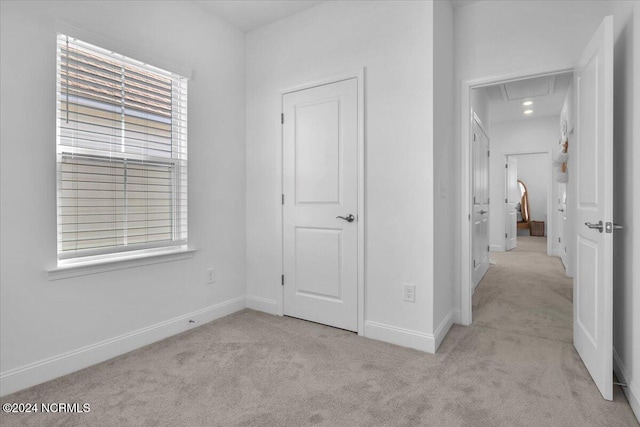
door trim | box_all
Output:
[278,69,366,335]
[460,67,573,326]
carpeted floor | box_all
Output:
[474,236,573,343]
[1,237,637,426]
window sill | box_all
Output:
[47,248,196,281]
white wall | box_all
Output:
[471,87,490,133]
[0,0,246,395]
[632,3,640,416]
[454,1,639,418]
[433,0,456,342]
[632,2,640,417]
[610,0,640,418]
[488,117,557,250]
[246,1,439,350]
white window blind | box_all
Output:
[56,34,188,262]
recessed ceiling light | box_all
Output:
[523,101,533,106]
[524,110,534,115]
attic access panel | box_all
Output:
[501,75,556,100]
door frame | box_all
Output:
[277,69,366,335]
[503,150,554,255]
[459,66,573,326]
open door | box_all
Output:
[573,15,613,401]
[472,117,490,288]
[505,156,518,251]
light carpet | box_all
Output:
[1,237,637,426]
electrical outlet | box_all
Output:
[206,268,216,284]
[403,283,415,303]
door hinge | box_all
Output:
[505,198,508,203]
[487,150,490,157]
[281,194,284,205]
[473,196,476,204]
[473,259,476,268]
[468,214,471,221]
[473,133,476,142]
[558,237,561,243]
[505,233,508,238]
[281,113,284,124]
[505,163,508,169]
[281,274,284,286]
[487,245,490,252]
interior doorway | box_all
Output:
[467,73,572,349]
[505,152,552,245]
[280,72,365,334]
[461,69,575,325]
[460,14,615,404]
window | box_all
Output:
[56,34,188,264]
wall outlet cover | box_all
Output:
[403,283,415,303]
[206,268,216,284]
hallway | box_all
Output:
[469,236,636,424]
[473,237,572,343]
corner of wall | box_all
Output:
[614,347,640,422]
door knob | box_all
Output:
[336,214,355,223]
[480,210,488,215]
[585,221,603,233]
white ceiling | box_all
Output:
[482,72,572,124]
[195,0,480,33]
[195,1,325,32]
[450,0,483,8]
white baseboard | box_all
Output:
[433,310,454,352]
[0,296,245,397]
[551,248,564,258]
[490,244,504,252]
[245,295,279,315]
[613,347,640,422]
[451,309,462,325]
[364,321,436,353]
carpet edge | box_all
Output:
[0,296,246,397]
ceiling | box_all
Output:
[450,0,483,8]
[195,1,325,32]
[481,72,572,124]
[195,0,481,33]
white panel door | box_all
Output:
[472,118,490,287]
[282,79,358,332]
[505,156,518,251]
[573,16,614,401]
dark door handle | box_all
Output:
[336,214,355,223]
[585,221,603,233]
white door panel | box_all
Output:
[573,15,613,401]
[505,156,518,251]
[283,79,358,332]
[296,100,341,204]
[472,118,490,287]
[295,227,342,299]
